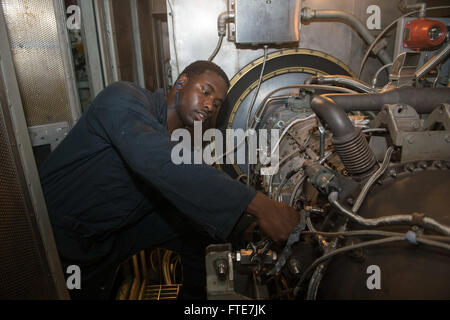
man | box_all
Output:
[40,61,299,299]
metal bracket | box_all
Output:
[28,122,71,151]
[373,104,450,162]
[227,0,236,42]
[389,52,421,86]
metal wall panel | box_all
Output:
[0,4,69,299]
[0,97,54,299]
[166,0,403,83]
[1,0,80,129]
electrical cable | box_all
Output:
[247,45,269,186]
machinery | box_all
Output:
[0,0,449,301]
[205,0,450,300]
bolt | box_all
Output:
[406,163,415,172]
[347,198,354,205]
[215,259,228,278]
[288,258,301,275]
[389,170,397,178]
[419,162,427,169]
[411,121,420,130]
[434,161,443,169]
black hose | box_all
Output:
[324,87,450,113]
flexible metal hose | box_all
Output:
[352,146,394,213]
[208,35,224,62]
[305,75,377,93]
[329,192,450,236]
[293,235,450,296]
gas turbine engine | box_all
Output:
[206,49,450,300]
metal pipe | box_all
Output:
[270,115,317,157]
[218,11,235,36]
[289,176,306,207]
[250,95,293,129]
[320,87,450,114]
[269,135,311,196]
[247,45,269,130]
[310,95,356,137]
[415,42,450,80]
[306,75,377,93]
[247,46,268,186]
[398,0,426,18]
[311,94,377,175]
[372,63,393,88]
[208,35,224,62]
[352,146,394,213]
[317,119,326,159]
[302,230,450,242]
[209,11,235,62]
[329,192,450,236]
[294,235,450,296]
[251,85,356,130]
[301,8,392,66]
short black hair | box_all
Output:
[178,60,230,88]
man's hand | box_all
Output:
[245,192,300,242]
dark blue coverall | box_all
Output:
[39,82,256,299]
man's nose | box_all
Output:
[204,99,214,113]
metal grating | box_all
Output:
[0,103,53,299]
[1,0,73,127]
[139,284,181,300]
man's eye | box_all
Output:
[202,88,209,96]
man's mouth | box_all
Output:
[194,111,208,122]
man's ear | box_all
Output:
[176,74,189,90]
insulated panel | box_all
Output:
[1,0,73,127]
[0,101,54,299]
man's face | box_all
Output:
[176,70,228,128]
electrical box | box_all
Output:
[232,0,301,45]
